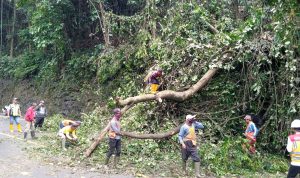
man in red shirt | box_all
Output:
[24,102,37,140]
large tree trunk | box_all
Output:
[117,68,218,106]
[99,2,110,47]
[232,0,239,20]
[121,126,181,139]
[84,123,110,157]
[10,0,16,58]
[150,0,156,39]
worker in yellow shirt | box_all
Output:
[57,123,80,151]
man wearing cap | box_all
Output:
[59,119,81,129]
[178,114,204,177]
[105,108,122,168]
[287,119,300,178]
[243,115,259,154]
[145,69,163,94]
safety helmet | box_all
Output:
[291,119,300,128]
[244,115,252,120]
[113,108,121,114]
[75,121,82,125]
[71,123,80,127]
[186,114,196,121]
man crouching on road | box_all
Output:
[178,114,204,178]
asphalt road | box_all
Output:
[0,116,132,178]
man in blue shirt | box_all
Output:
[178,115,204,177]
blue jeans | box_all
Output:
[10,116,20,125]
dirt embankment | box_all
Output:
[0,79,97,117]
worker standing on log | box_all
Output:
[178,114,204,178]
[286,119,300,178]
[243,115,259,154]
[144,69,163,102]
[146,69,163,94]
[105,108,122,168]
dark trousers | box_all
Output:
[181,140,200,162]
[107,138,121,157]
[34,117,45,128]
[287,165,300,178]
[59,122,64,129]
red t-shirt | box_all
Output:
[25,106,35,122]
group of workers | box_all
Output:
[4,98,47,140]
[3,69,300,178]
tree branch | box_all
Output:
[117,68,218,106]
[84,123,110,157]
[121,126,181,139]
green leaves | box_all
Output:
[200,137,288,175]
[28,0,69,50]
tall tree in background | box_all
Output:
[99,1,110,48]
[10,0,16,58]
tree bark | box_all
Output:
[84,123,110,157]
[99,2,110,47]
[202,19,219,34]
[232,0,239,20]
[150,0,156,39]
[121,126,181,139]
[10,0,16,58]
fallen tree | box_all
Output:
[84,123,110,157]
[84,65,220,157]
[116,68,219,106]
[84,20,228,157]
[121,126,181,139]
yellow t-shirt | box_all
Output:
[60,126,77,139]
